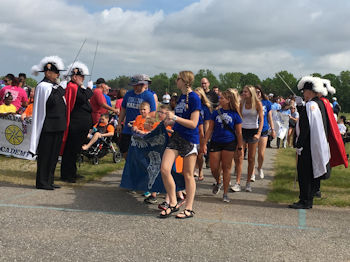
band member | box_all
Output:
[60,62,93,183]
[30,56,66,190]
[289,76,330,209]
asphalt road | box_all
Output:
[1,148,350,261]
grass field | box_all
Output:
[267,143,350,207]
[0,153,124,187]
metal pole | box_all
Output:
[90,41,99,81]
[65,38,87,78]
[276,72,296,96]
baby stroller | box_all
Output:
[80,116,122,165]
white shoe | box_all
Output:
[258,168,264,179]
[230,183,241,192]
[245,182,252,192]
[250,174,255,182]
[223,194,230,203]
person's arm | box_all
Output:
[202,120,214,154]
[254,101,264,139]
[267,110,276,138]
[234,123,243,158]
[166,110,199,129]
[21,89,28,107]
[116,106,126,134]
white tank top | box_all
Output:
[242,101,259,129]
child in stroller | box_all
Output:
[81,113,121,164]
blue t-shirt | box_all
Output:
[261,100,272,132]
[198,104,211,126]
[121,89,156,134]
[211,108,242,143]
[104,94,112,107]
[271,102,281,111]
[173,92,201,144]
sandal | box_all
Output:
[159,204,179,219]
[176,209,195,219]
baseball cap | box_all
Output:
[129,74,152,86]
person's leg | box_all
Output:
[82,132,100,150]
[233,149,243,185]
[221,150,234,195]
[209,151,221,184]
[160,148,177,215]
[257,136,268,171]
[246,142,258,182]
[36,132,54,189]
[48,132,64,186]
[196,152,204,180]
[276,137,280,148]
[176,153,197,217]
[287,128,293,147]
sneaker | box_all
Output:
[223,194,230,203]
[212,183,222,195]
[250,174,256,182]
[158,201,169,210]
[144,196,158,204]
[258,168,264,179]
[142,191,151,197]
[230,183,241,192]
[245,182,252,192]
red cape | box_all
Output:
[320,97,348,168]
[60,81,78,155]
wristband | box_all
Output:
[237,147,243,150]
[173,115,178,121]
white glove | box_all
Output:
[81,85,87,89]
[87,80,93,89]
[295,96,304,106]
[59,80,67,89]
[296,147,303,155]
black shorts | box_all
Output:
[261,130,269,138]
[242,128,259,144]
[167,131,198,157]
[119,134,132,154]
[209,140,237,152]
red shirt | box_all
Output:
[90,88,108,124]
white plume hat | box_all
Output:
[297,76,324,94]
[66,61,89,76]
[31,56,65,76]
[322,78,336,95]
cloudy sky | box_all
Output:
[1,0,350,81]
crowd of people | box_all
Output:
[1,55,349,217]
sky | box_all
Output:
[1,0,350,82]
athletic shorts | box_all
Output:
[209,140,237,152]
[242,128,259,144]
[119,133,132,153]
[167,131,198,157]
[260,130,269,138]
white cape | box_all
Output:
[307,101,330,178]
[29,81,53,155]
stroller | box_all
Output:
[80,115,122,165]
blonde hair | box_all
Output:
[195,87,212,113]
[178,71,194,109]
[140,101,150,109]
[243,85,259,111]
[222,89,241,117]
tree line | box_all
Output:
[106,69,350,112]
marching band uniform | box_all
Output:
[289,76,331,209]
[60,62,93,183]
[30,56,66,190]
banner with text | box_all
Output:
[0,114,34,160]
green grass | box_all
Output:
[0,153,124,187]
[268,144,350,207]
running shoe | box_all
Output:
[258,168,264,179]
[223,194,230,203]
[212,183,222,195]
[245,182,252,192]
[250,174,256,182]
[230,183,241,192]
[144,196,158,204]
[142,191,151,197]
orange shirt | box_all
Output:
[93,122,115,134]
[23,103,33,117]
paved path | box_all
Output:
[1,148,350,261]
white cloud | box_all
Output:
[1,0,350,81]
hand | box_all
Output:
[296,147,303,155]
[116,124,123,134]
[253,133,260,140]
[59,80,67,89]
[20,114,26,121]
[112,108,119,114]
[271,129,276,139]
[166,111,175,121]
[87,80,93,89]
[295,96,303,106]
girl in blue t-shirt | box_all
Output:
[254,85,276,182]
[202,89,243,202]
[159,71,201,219]
[194,87,212,181]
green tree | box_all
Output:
[239,73,261,87]
[26,77,37,88]
[194,69,219,89]
[150,73,169,97]
[266,71,297,98]
[338,71,350,112]
[219,72,243,90]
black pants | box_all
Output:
[297,147,320,204]
[36,131,64,187]
[61,126,89,180]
